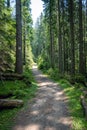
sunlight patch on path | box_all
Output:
[12,65,72,130]
[13,124,40,130]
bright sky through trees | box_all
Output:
[31,0,43,26]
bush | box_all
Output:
[74,74,86,83]
[64,73,86,85]
[38,55,50,70]
[47,68,61,80]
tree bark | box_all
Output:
[69,0,75,75]
[0,99,23,109]
[58,0,63,73]
[49,0,54,68]
[23,21,26,65]
[23,1,26,65]
[0,73,24,80]
[79,0,85,75]
[61,0,65,73]
[15,0,23,74]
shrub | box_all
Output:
[38,55,50,70]
[47,68,61,80]
[74,74,86,83]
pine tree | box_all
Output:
[15,0,23,74]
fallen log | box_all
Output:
[0,73,32,86]
[0,99,24,109]
[0,73,24,80]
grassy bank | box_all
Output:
[0,69,38,130]
[58,79,87,130]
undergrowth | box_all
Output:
[59,80,87,130]
[0,68,38,130]
[42,68,87,130]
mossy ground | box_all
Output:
[0,69,38,130]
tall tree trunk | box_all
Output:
[23,23,26,65]
[61,0,65,73]
[56,0,59,67]
[83,1,86,75]
[58,0,63,73]
[49,0,54,68]
[85,0,87,74]
[79,0,85,74]
[69,0,75,75]
[15,0,23,74]
[23,1,26,65]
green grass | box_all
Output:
[42,68,87,130]
[0,108,19,130]
[0,69,38,130]
[58,79,87,130]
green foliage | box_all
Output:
[31,13,50,64]
[0,69,38,130]
[0,0,33,73]
[22,0,33,67]
[74,74,86,84]
[47,68,60,80]
[0,0,16,72]
[64,73,87,85]
[25,43,34,67]
[0,80,38,130]
[38,55,50,70]
[0,108,18,130]
[23,65,34,80]
[59,80,87,130]
[44,68,63,81]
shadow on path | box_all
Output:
[12,65,72,130]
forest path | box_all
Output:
[12,65,72,130]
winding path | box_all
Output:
[12,65,72,130]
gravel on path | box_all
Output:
[12,65,72,130]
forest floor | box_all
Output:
[12,64,72,130]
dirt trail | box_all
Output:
[12,65,72,130]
